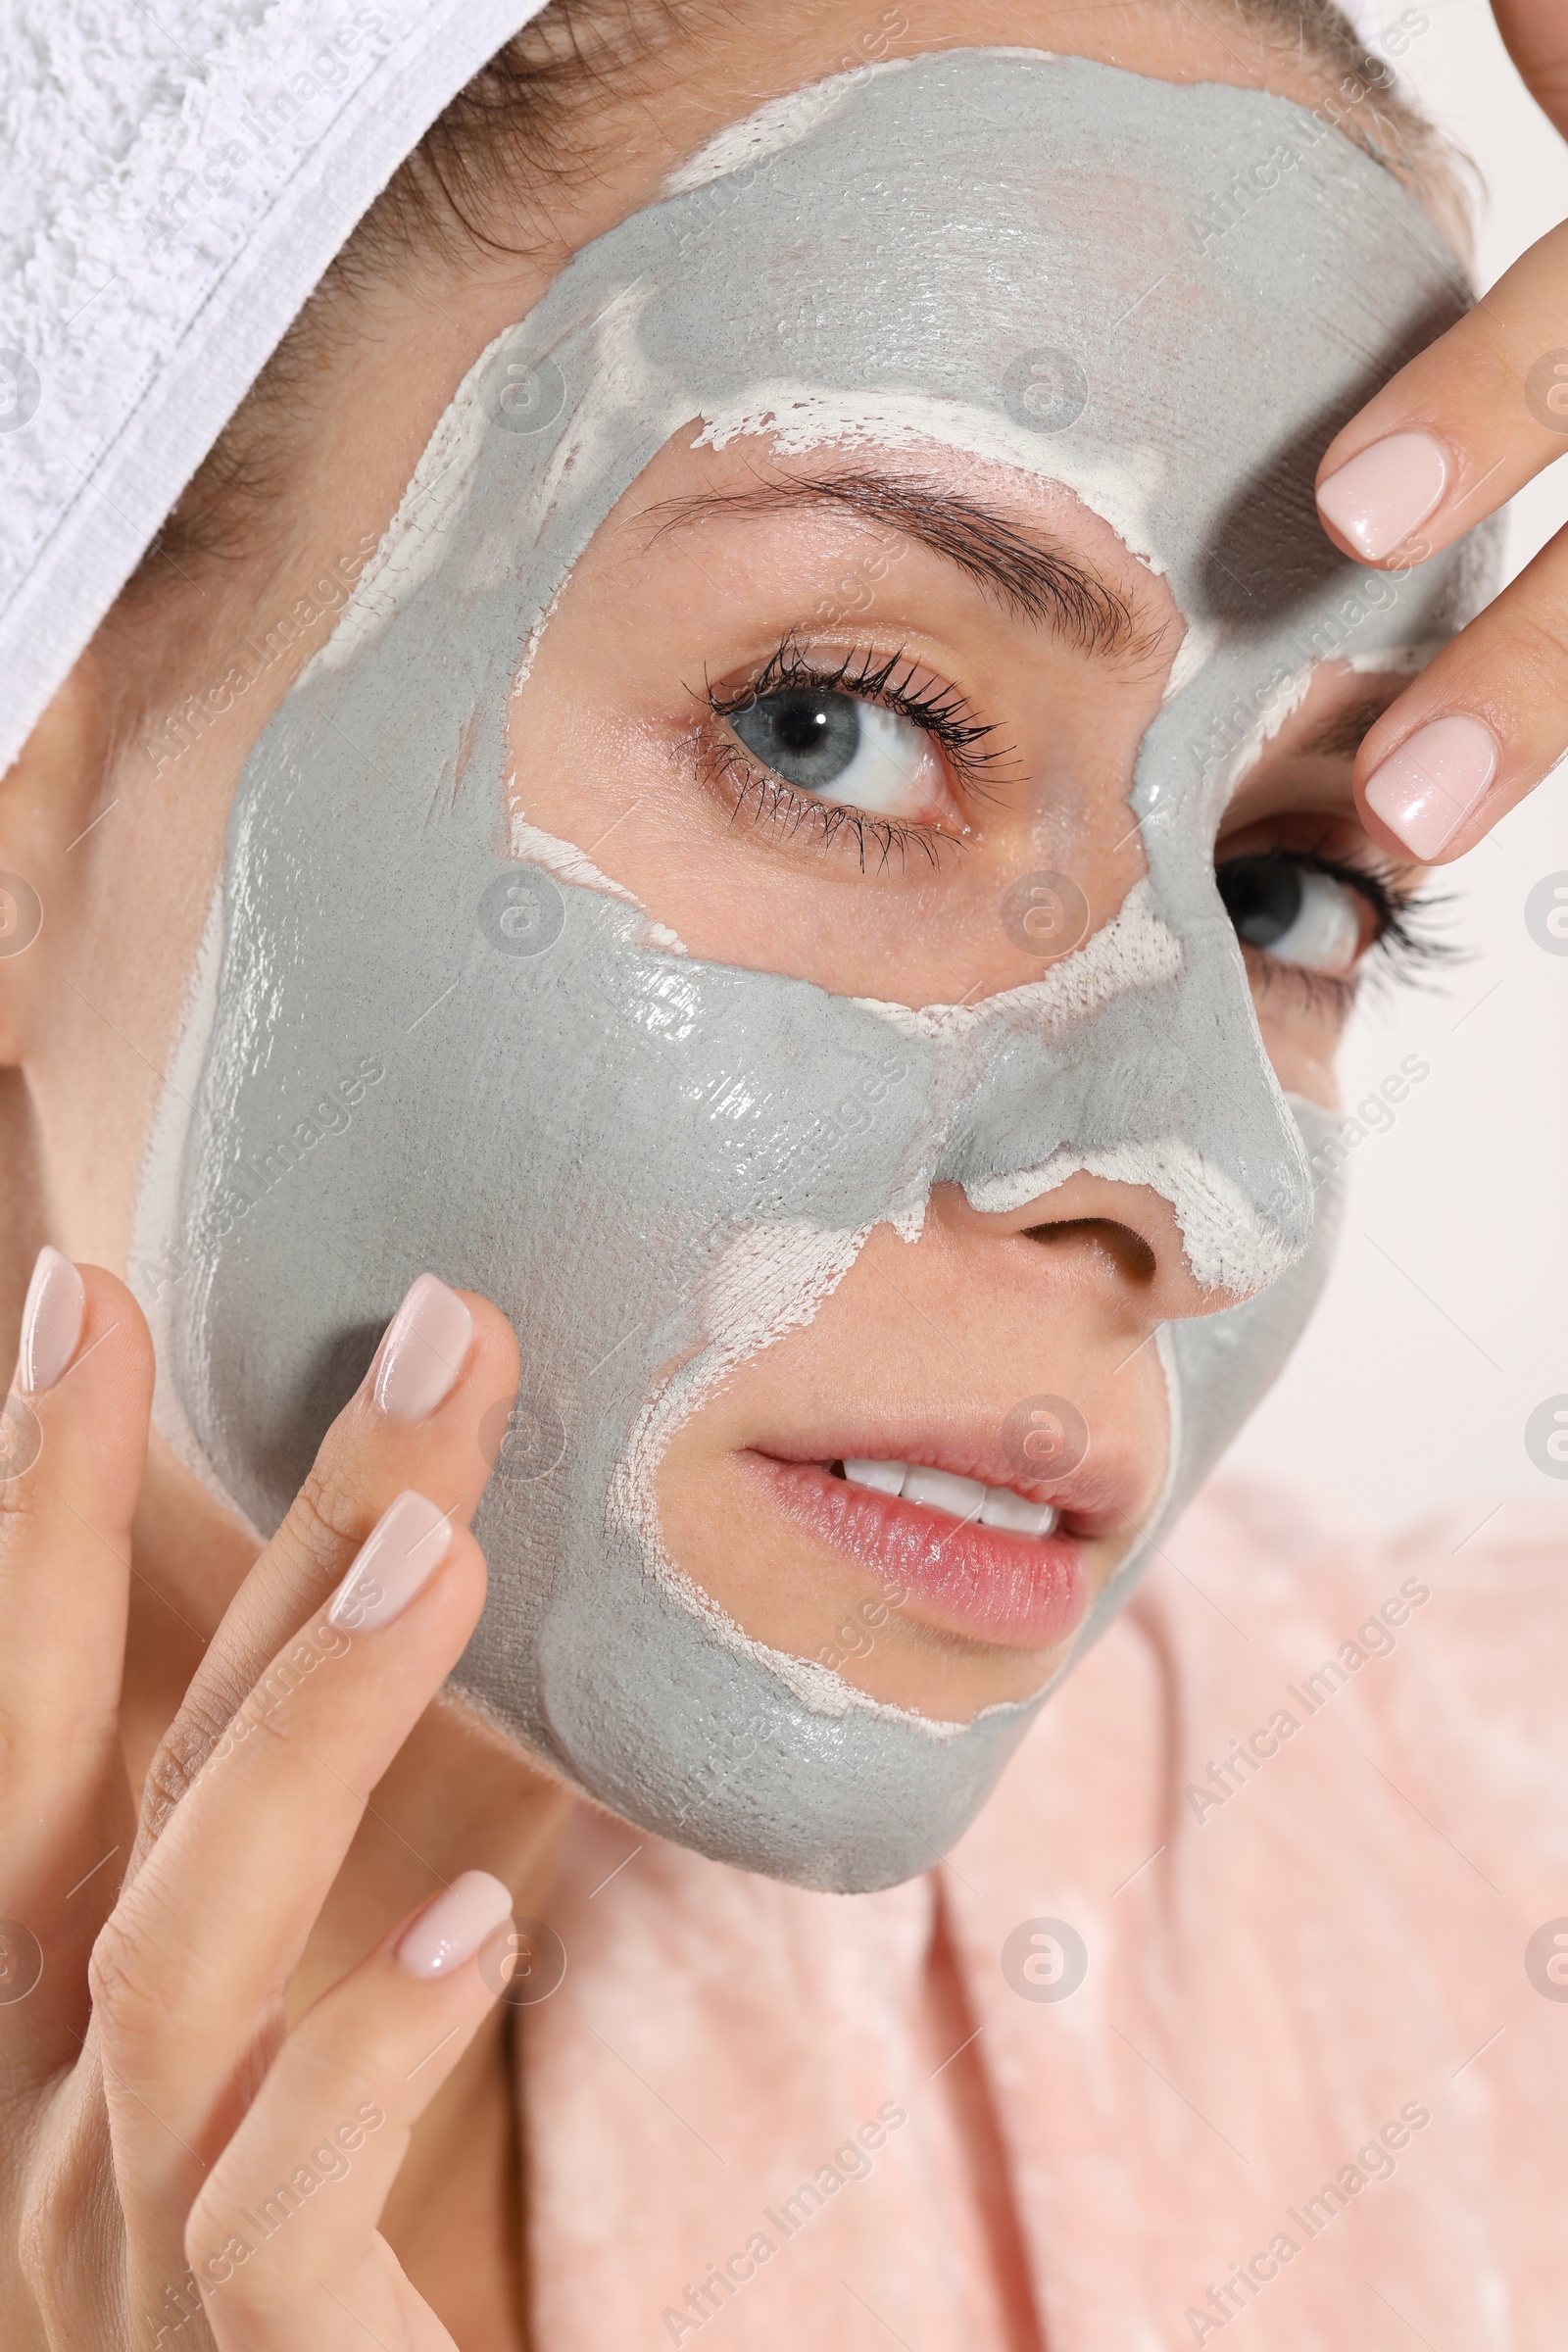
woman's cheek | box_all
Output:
[1253,992,1344,1110]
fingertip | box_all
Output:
[69,1263,156,1401]
[1314,430,1450,566]
[455,1287,522,1389]
[444,1522,493,1618]
[6,1261,156,1517]
[1359,711,1500,862]
[394,1868,514,1981]
[358,1278,514,1432]
[11,1256,152,1402]
[18,1246,85,1396]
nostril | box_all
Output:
[1020,1215,1158,1285]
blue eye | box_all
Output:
[730,686,859,789]
[729,686,943,817]
[1216,853,1365,977]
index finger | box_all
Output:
[134,1275,520,1864]
[1314,220,1568,567]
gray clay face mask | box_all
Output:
[132,52,1490,1892]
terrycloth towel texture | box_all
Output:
[522,1478,1568,2348]
[0,0,546,774]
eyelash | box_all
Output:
[698,634,1008,871]
[694,643,1462,1004]
[1235,842,1460,1019]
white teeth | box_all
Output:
[979,1487,1057,1538]
[841,1458,1058,1537]
[902,1465,985,1518]
[843,1457,905,1495]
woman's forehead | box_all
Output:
[433,50,1476,710]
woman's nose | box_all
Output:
[931,1167,1263,1326]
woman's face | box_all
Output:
[25,2,1443,1754]
[499,429,1424,1716]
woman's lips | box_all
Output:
[742,1451,1092,1651]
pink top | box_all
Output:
[519,1478,1568,2348]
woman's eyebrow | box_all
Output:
[641,468,1148,658]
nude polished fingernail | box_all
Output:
[1363,713,1499,858]
[327,1490,453,1630]
[396,1869,514,1981]
[1316,430,1449,562]
[18,1246,86,1395]
[372,1272,472,1421]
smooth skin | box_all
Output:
[1,1,1560,2346]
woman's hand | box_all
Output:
[1314,0,1568,862]
[0,1251,523,2349]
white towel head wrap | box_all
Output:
[0,0,548,774]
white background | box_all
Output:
[1224,0,1568,1527]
